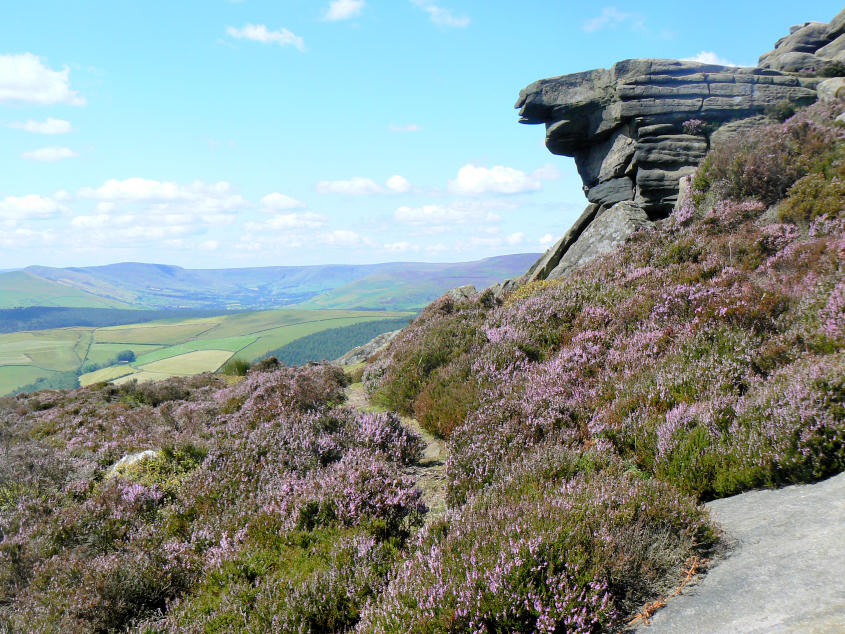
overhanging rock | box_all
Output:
[500,9,845,290]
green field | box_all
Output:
[0,309,411,394]
[79,364,137,386]
[84,343,164,366]
[138,350,234,375]
[0,366,57,395]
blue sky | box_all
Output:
[0,0,841,268]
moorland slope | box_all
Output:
[0,12,842,633]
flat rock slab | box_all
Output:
[637,471,845,633]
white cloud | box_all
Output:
[324,0,365,21]
[448,164,541,195]
[0,194,67,226]
[384,241,419,253]
[385,175,412,193]
[322,229,371,247]
[72,179,247,246]
[247,211,326,231]
[316,177,382,195]
[389,123,421,133]
[79,178,247,212]
[0,53,85,105]
[0,227,57,248]
[199,240,219,251]
[682,51,741,67]
[225,24,306,52]
[9,118,72,134]
[394,203,500,227]
[316,175,412,195]
[21,146,77,162]
[506,232,524,245]
[583,7,644,33]
[539,233,556,247]
[260,192,306,210]
[411,0,470,28]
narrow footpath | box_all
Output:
[345,382,448,522]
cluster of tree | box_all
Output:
[261,318,411,366]
[78,349,136,375]
[0,307,239,334]
[12,371,80,395]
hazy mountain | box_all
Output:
[7,254,539,311]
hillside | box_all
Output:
[12,254,539,311]
[0,271,133,309]
[0,11,843,633]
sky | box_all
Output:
[0,0,842,269]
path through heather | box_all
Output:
[345,382,448,522]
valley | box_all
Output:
[0,308,412,395]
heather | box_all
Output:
[1,103,843,632]
[360,103,844,627]
[0,365,425,631]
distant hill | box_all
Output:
[0,271,132,309]
[6,254,539,311]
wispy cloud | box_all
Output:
[8,118,72,134]
[0,53,85,105]
[0,194,68,227]
[389,123,421,133]
[410,0,470,28]
[583,7,645,33]
[21,146,77,162]
[260,192,306,211]
[323,0,365,21]
[225,24,306,52]
[682,51,742,67]
[394,202,501,227]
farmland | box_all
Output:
[0,309,412,394]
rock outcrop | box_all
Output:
[758,9,845,73]
[507,9,844,288]
[335,329,402,366]
[516,60,818,216]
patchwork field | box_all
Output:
[1,309,412,394]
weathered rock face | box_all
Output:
[758,9,845,73]
[335,329,402,366]
[505,10,844,288]
[516,59,818,214]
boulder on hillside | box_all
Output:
[546,201,652,280]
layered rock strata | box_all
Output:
[504,9,844,287]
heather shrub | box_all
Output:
[367,294,489,435]
[360,446,715,632]
[0,362,424,631]
[692,101,844,205]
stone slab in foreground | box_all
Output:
[636,471,845,633]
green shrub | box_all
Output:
[778,172,845,223]
[764,99,795,122]
[818,61,845,77]
[219,357,251,376]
